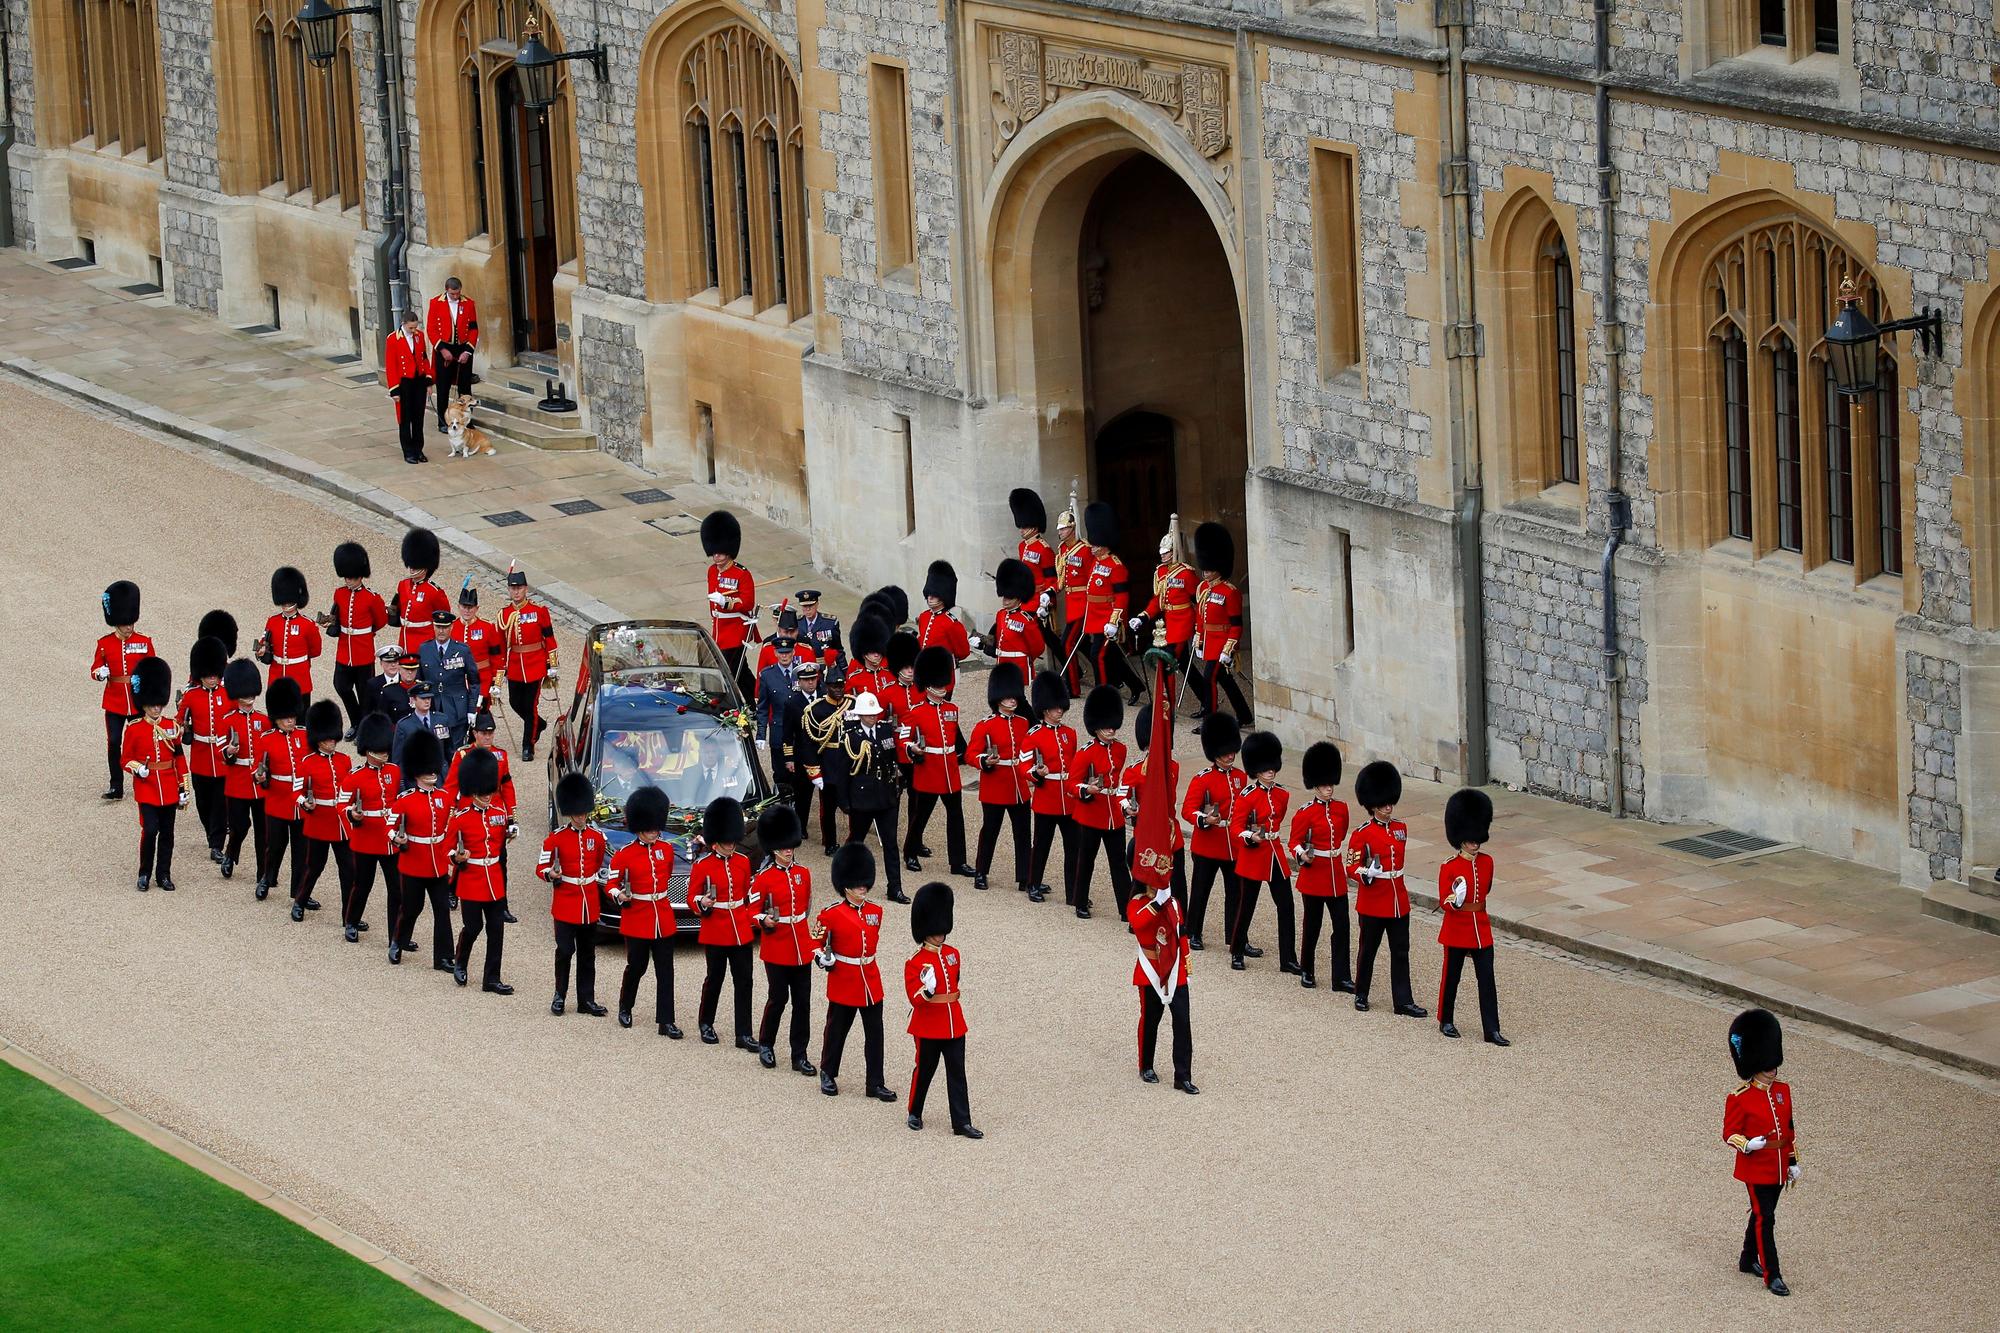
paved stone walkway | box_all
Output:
[4,248,1998,1077]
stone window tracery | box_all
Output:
[250,0,362,208]
[61,0,163,160]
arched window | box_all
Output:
[1485,188,1583,505]
[249,2,359,208]
[254,12,282,186]
[56,0,162,159]
[1543,233,1580,486]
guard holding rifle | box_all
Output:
[690,797,760,1051]
[702,511,757,696]
[326,542,387,737]
[986,559,1046,688]
[1226,731,1299,975]
[1344,760,1426,1019]
[905,882,980,1139]
[259,566,324,712]
[1437,787,1507,1045]
[181,622,235,867]
[966,663,1032,894]
[1023,671,1077,906]
[753,804,821,1074]
[447,746,516,994]
[122,656,187,891]
[1066,685,1130,921]
[1180,714,1247,951]
[91,580,153,800]
[390,528,450,656]
[816,843,897,1104]
[1190,523,1252,725]
[1077,503,1146,704]
[540,772,610,1016]
[609,786,682,1038]
[1291,742,1352,993]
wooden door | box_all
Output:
[1093,410,1178,579]
[499,77,558,353]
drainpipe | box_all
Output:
[0,17,16,249]
[368,0,411,344]
[1595,0,1631,816]
[1438,1,1488,786]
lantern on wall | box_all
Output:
[512,14,609,112]
[1825,276,1946,398]
[295,0,379,69]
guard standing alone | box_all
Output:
[498,565,558,761]
[905,883,980,1138]
[91,580,153,800]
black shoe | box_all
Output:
[953,1125,984,1140]
[209,847,223,864]
[343,728,356,743]
[1485,1032,1511,1047]
[821,1073,838,1096]
[1331,980,1356,994]
[521,743,534,763]
[794,1056,817,1076]
[1354,996,1370,1012]
[1230,955,1245,971]
[102,786,124,800]
[907,1113,923,1131]
[974,873,989,891]
[1189,937,1204,951]
[1300,973,1317,989]
[758,1046,777,1068]
[1075,906,1091,920]
[389,942,402,965]
[219,857,234,879]
[887,889,911,905]
[157,878,175,892]
[453,964,468,986]
[403,455,420,465]
[483,981,513,996]
[1279,962,1302,976]
[1439,1022,1461,1039]
[448,895,459,911]
[619,1011,633,1028]
[1739,1260,1764,1278]
[136,874,150,892]
[950,863,977,878]
[344,925,359,943]
[501,908,518,924]
[1027,888,1046,903]
[1174,1079,1200,1095]
[551,995,566,1015]
[1140,1068,1160,1084]
[916,844,933,857]
[867,1085,898,1103]
[290,903,303,922]
[355,920,369,932]
[1768,1278,1790,1297]
[1243,944,1264,959]
[303,898,321,911]
[903,855,922,873]
[1395,1003,1430,1019]
[399,940,420,955]
[735,1035,760,1053]
[433,959,454,973]
[580,1001,606,1017]
[699,1024,719,1044]
[661,1022,684,1039]
[254,880,270,901]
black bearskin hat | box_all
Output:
[401,527,441,576]
[911,882,954,943]
[1729,1008,1784,1081]
[133,656,172,710]
[400,728,442,779]
[1444,787,1494,850]
[1241,730,1282,778]
[857,595,898,633]
[886,631,921,676]
[265,676,303,721]
[1199,713,1241,762]
[1302,741,1342,790]
[102,580,141,627]
[703,796,746,845]
[757,801,803,852]
[223,658,263,702]
[1030,670,1070,715]
[334,541,371,579]
[700,509,742,559]
[831,841,876,892]
[1083,684,1122,736]
[457,746,500,798]
[197,609,239,657]
[988,662,1025,709]
[1083,501,1118,550]
[915,645,955,692]
[624,784,669,834]
[189,635,228,682]
[1193,522,1235,579]
[555,772,597,818]
[1134,703,1155,752]
[850,613,891,661]
[1009,487,1047,532]
[271,565,309,608]
[994,558,1036,604]
[923,560,958,610]
[355,711,395,757]
[306,699,345,748]
[1354,760,1402,811]
[870,585,911,626]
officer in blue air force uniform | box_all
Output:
[418,609,480,752]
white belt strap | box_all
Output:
[921,745,953,755]
[404,832,444,846]
[629,890,672,903]
[340,626,374,636]
[1360,868,1405,880]
[714,611,753,622]
[273,654,310,666]
[462,855,499,867]
[192,732,226,744]
[711,897,749,911]
[1136,943,1180,1005]
[773,911,809,925]
[229,757,254,767]
[556,873,602,885]
[832,952,875,966]
[354,807,388,819]
[986,756,1023,767]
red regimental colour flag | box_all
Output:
[1131,653,1177,889]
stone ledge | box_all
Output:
[1921,880,2000,939]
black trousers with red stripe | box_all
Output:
[262,814,300,892]
[820,1000,885,1088]
[554,920,596,1004]
[909,1035,971,1128]
[224,794,264,871]
[1187,853,1235,943]
[104,711,132,792]
[137,802,177,880]
[699,941,755,1037]
[905,790,967,867]
[349,852,399,929]
[1439,944,1500,1035]
[1355,913,1416,1009]
[1195,658,1253,723]
[506,677,545,750]
[1081,633,1144,697]
[191,774,227,853]
[1138,985,1192,1083]
[1068,824,1130,913]
[1301,893,1353,986]
[759,961,812,1059]
[295,836,353,912]
[975,801,1030,883]
[1029,812,1075,899]
[1740,1181,1783,1282]
[397,875,454,960]
[1060,617,1086,693]
[1229,873,1298,968]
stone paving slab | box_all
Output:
[5,249,2000,1077]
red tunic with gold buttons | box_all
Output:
[755,861,815,966]
[91,631,155,715]
[1025,722,1078,818]
[1347,817,1411,919]
[1723,1080,1800,1186]
[1128,892,1190,989]
[342,761,401,856]
[390,784,453,878]
[500,599,557,683]
[688,849,758,946]
[1057,539,1090,623]
[707,563,756,651]
[1194,578,1243,664]
[1436,851,1494,950]
[1019,535,1057,602]
[1182,765,1248,862]
[178,683,235,780]
[967,712,1033,805]
[256,725,308,820]
[452,616,503,694]
[1081,554,1131,635]
[331,585,389,668]
[987,607,1046,680]
[1144,561,1200,650]
[1289,797,1350,897]
[444,745,516,815]
[449,801,510,902]
[817,898,885,1007]
[393,578,451,654]
[846,664,895,708]
[1229,782,1290,883]
[298,750,354,842]
[222,708,269,801]
[917,609,971,664]
[904,943,966,1039]
[898,696,964,795]
[262,612,323,693]
[120,715,186,806]
[610,837,678,939]
[539,824,610,925]
[879,679,922,721]
[1067,738,1129,832]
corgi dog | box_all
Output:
[444,395,496,457]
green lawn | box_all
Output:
[0,1058,472,1331]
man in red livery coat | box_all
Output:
[1437,788,1507,1044]
[447,746,515,993]
[916,561,972,695]
[92,580,154,800]
[219,658,269,881]
[325,541,387,736]
[343,712,403,949]
[291,701,355,928]
[122,657,187,891]
[1137,533,1199,669]
[253,678,309,903]
[498,565,558,761]
[1190,523,1252,725]
[967,664,1032,894]
[388,729,454,967]
[1129,871,1196,1093]
[1023,671,1077,906]
[905,883,980,1138]
[815,844,896,1103]
[1290,742,1353,993]
[1343,761,1426,1019]
[753,804,820,1073]
[451,580,504,698]
[1723,1008,1800,1297]
[609,786,683,1037]
[1181,714,1247,952]
[690,797,760,1051]
[180,622,236,866]
[985,559,1046,688]
[898,646,973,886]
[259,565,324,711]
[1066,686,1130,921]
[540,772,610,1016]
[702,510,757,696]
[1055,509,1090,694]
[1077,502,1146,703]
[390,528,451,656]
[425,277,478,428]
[385,310,434,464]
[1226,731,1299,975]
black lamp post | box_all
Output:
[513,14,608,111]
[296,0,381,68]
[1825,276,1945,398]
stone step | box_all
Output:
[1921,880,2000,937]
[472,377,582,429]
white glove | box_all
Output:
[1219,653,1233,668]
[93,665,111,681]
[177,789,190,809]
[918,963,937,998]
[1038,592,1051,612]
[1153,885,1171,906]
[707,591,728,607]
[506,822,520,842]
[1743,1136,1768,1153]
[811,775,823,790]
[1449,878,1468,909]
[132,764,150,778]
[967,635,982,651]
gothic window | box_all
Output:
[1713,0,1841,62]
[255,13,282,186]
[1875,357,1902,576]
[61,0,162,159]
[246,2,360,208]
[1545,234,1580,486]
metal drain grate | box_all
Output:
[622,488,673,505]
[1661,828,1784,861]
[552,498,605,517]
[237,323,278,335]
[645,514,703,538]
[347,372,378,384]
[51,257,94,270]
[484,510,534,528]
[120,282,163,296]
[324,352,360,365]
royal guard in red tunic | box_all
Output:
[905,883,980,1138]
[986,559,1047,687]
[845,614,896,711]
[385,311,434,463]
[1343,761,1426,1019]
[258,565,324,708]
[967,664,1033,894]
[1023,671,1077,906]
[1010,487,1057,631]
[1129,873,1196,1094]
[447,746,515,993]
[1077,503,1146,702]
[1138,532,1199,667]
[122,657,188,891]
[1181,714,1247,952]
[608,786,682,1037]
[815,844,896,1103]
[1123,705,1184,908]
[753,804,821,1073]
[898,646,972,888]
[540,772,610,1016]
[1436,787,1507,1044]
[388,729,454,967]
[343,712,403,950]
[498,564,558,761]
[1066,686,1131,921]
[253,678,309,903]
[446,710,518,920]
[1191,523,1252,725]
[689,797,760,1051]
[702,510,757,696]
[1724,1008,1800,1297]
[917,561,972,695]
[219,658,269,881]
[180,619,237,866]
[324,541,387,736]
[292,701,355,927]
[451,579,503,699]
[1290,742,1352,993]
[390,527,450,656]
[1226,731,1299,974]
[92,580,154,801]
[1055,509,1090,693]
[880,630,923,722]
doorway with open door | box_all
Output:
[498,71,559,356]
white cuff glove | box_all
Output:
[811,775,823,790]
[1153,886,1171,906]
[1786,1164,1799,1184]
[1038,592,1051,612]
[1449,879,1468,909]
[1743,1136,1768,1153]
[707,592,728,607]
[132,764,150,778]
[506,822,520,841]
[918,963,937,998]
[93,665,111,681]
[967,635,982,651]
[1128,616,1143,631]
[1219,653,1233,668]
